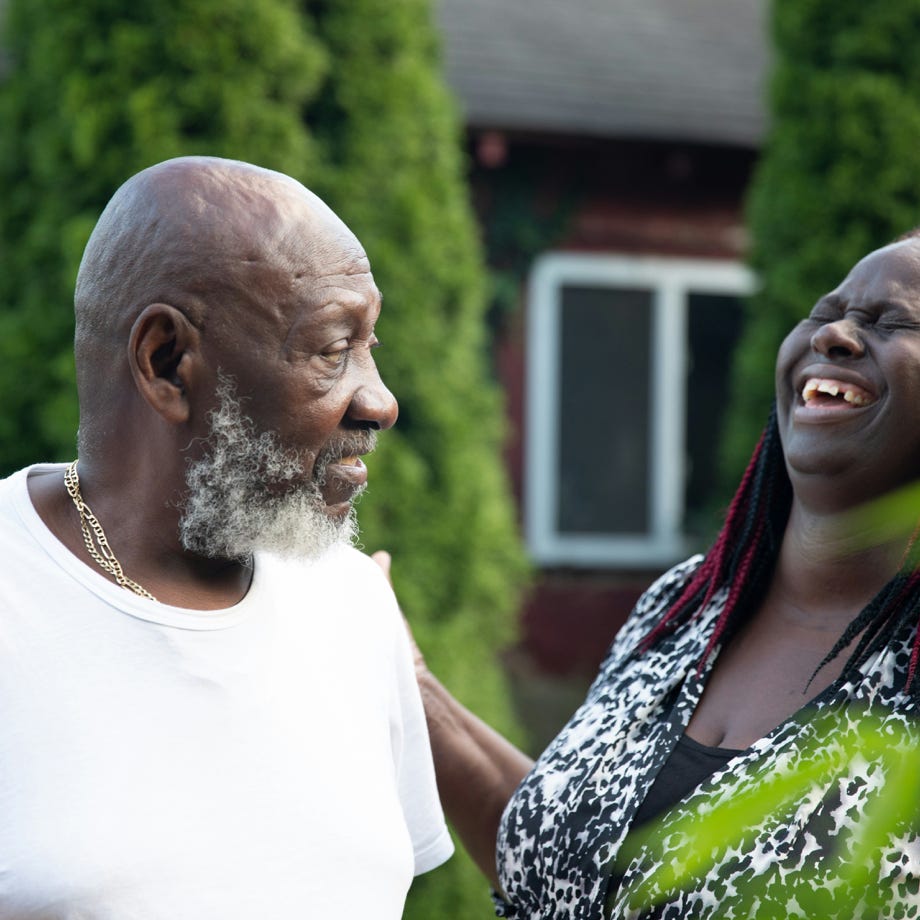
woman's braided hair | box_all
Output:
[640,404,920,694]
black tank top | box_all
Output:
[603,734,743,916]
[631,733,743,828]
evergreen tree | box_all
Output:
[305,3,528,915]
[0,0,528,915]
[0,0,327,468]
[723,0,920,479]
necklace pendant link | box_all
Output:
[64,460,157,602]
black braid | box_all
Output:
[641,406,791,653]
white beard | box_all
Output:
[178,378,373,561]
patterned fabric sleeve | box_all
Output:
[492,555,705,919]
[586,554,704,688]
[491,889,517,917]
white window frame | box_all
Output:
[525,252,757,568]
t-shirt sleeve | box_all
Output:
[369,564,454,876]
[392,620,455,873]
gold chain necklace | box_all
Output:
[64,460,157,601]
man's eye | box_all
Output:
[321,349,349,366]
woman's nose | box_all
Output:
[810,318,865,359]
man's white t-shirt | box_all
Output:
[0,464,452,919]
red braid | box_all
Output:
[639,424,769,654]
[899,570,920,689]
[697,515,765,672]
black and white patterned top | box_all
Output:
[494,557,920,919]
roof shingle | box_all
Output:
[437,0,768,148]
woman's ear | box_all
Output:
[128,304,200,424]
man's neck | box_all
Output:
[28,463,254,610]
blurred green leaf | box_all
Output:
[619,709,920,915]
[841,480,920,550]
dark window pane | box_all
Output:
[684,292,746,536]
[557,286,652,534]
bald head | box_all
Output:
[73,157,366,440]
[76,157,358,343]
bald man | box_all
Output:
[0,157,452,918]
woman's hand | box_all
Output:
[371,549,428,676]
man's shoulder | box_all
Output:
[0,463,31,490]
[0,465,65,594]
[262,543,379,576]
[257,543,394,603]
[0,464,45,528]
[254,544,401,647]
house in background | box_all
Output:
[437,0,768,746]
[0,0,767,748]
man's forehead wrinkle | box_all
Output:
[236,210,368,290]
[143,160,305,249]
[89,157,374,339]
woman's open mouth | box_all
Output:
[801,376,876,409]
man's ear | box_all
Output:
[128,304,200,424]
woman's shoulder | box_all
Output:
[581,554,710,691]
[612,554,706,650]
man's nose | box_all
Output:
[810,318,866,359]
[348,366,399,431]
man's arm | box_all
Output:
[372,552,533,891]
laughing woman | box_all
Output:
[401,234,920,918]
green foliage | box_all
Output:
[722,0,920,481]
[0,0,326,468]
[837,478,920,555]
[302,3,530,914]
[617,708,920,917]
[0,0,529,915]
[480,163,578,333]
